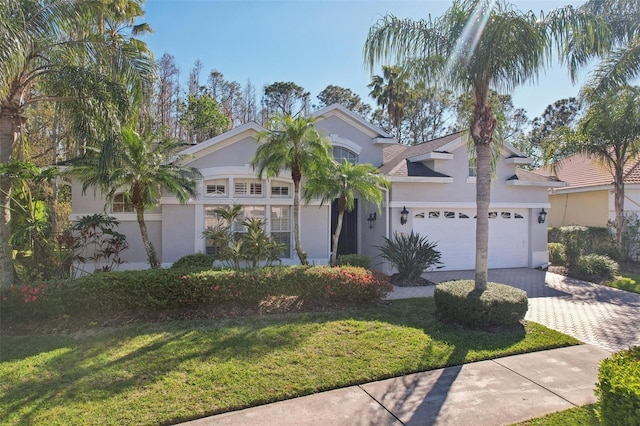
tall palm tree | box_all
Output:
[364,0,603,291]
[304,160,389,265]
[75,128,201,269]
[0,0,154,285]
[251,115,333,265]
[368,65,410,143]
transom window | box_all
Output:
[333,146,358,164]
[112,193,134,213]
[205,179,227,196]
[234,179,263,197]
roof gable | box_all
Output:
[178,122,264,163]
[312,103,395,141]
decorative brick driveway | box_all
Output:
[420,268,640,352]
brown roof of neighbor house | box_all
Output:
[535,153,640,189]
[380,132,462,177]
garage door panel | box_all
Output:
[412,209,528,271]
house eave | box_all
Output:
[408,152,453,161]
[373,137,398,145]
[505,157,533,165]
[506,180,567,187]
[387,177,453,183]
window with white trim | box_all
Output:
[333,146,358,164]
[205,179,227,196]
[270,181,291,197]
[270,206,291,258]
[234,179,263,197]
[468,158,477,177]
[112,193,134,213]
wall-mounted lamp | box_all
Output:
[400,206,409,225]
[367,212,377,229]
[538,208,547,224]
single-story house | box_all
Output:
[69,104,563,272]
[537,153,640,228]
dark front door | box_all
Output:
[331,199,357,256]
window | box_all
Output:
[488,211,497,219]
[271,206,291,258]
[234,179,263,196]
[501,212,511,219]
[204,208,226,255]
[233,205,266,232]
[514,213,524,219]
[205,179,227,196]
[414,212,425,219]
[271,181,291,197]
[459,213,469,219]
[428,211,440,219]
[333,146,358,164]
[444,211,455,219]
[468,158,477,177]
[112,193,134,213]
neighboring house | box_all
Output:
[69,104,562,272]
[537,153,640,228]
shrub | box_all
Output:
[0,266,392,324]
[377,231,442,284]
[549,226,617,266]
[336,254,371,269]
[433,280,528,327]
[171,253,215,269]
[548,242,567,266]
[575,254,618,280]
[596,346,640,425]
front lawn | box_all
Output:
[609,271,640,294]
[512,404,599,425]
[0,298,580,426]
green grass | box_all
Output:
[1,298,580,425]
[609,272,640,294]
[513,404,599,425]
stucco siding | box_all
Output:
[300,205,330,261]
[188,136,257,169]
[316,116,384,166]
[549,190,608,227]
[162,204,196,264]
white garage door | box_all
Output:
[412,208,529,270]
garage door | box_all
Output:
[412,208,529,270]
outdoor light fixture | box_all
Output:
[400,206,409,225]
[367,212,376,229]
[538,208,547,224]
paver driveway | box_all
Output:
[420,268,640,352]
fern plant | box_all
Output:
[377,231,443,284]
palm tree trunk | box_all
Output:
[293,178,308,265]
[331,210,345,266]
[475,141,492,291]
[0,111,17,286]
[614,164,626,258]
[135,205,160,268]
[471,90,497,292]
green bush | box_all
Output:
[549,226,617,266]
[548,242,567,266]
[596,346,640,425]
[170,253,215,269]
[336,254,371,269]
[0,266,393,324]
[433,280,528,327]
[377,231,442,284]
[575,254,619,280]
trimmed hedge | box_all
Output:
[575,254,619,280]
[434,280,528,327]
[548,242,567,266]
[336,254,371,269]
[0,266,392,323]
[596,346,640,425]
[170,253,215,269]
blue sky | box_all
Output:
[142,0,588,120]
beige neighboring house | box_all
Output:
[538,153,640,227]
[69,104,563,272]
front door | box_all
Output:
[331,199,357,257]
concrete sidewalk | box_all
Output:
[183,344,611,426]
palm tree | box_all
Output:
[574,0,640,94]
[75,128,201,269]
[368,65,410,143]
[251,115,333,265]
[364,0,603,291]
[304,160,389,265]
[0,0,154,285]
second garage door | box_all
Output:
[411,208,529,270]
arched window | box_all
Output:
[112,193,134,213]
[333,146,358,164]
